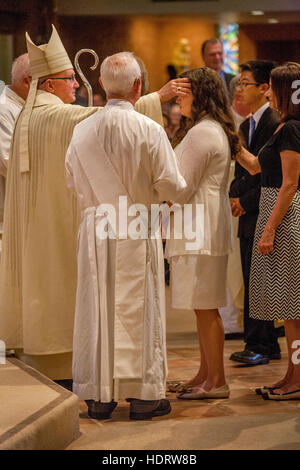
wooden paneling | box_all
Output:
[129,17,215,90]
[0,0,58,57]
[58,16,131,94]
[239,23,300,66]
[3,1,300,90]
[257,41,300,64]
[240,23,300,42]
[238,27,257,65]
[58,15,215,92]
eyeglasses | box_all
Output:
[40,74,77,85]
[237,81,261,88]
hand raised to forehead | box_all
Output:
[158,78,191,103]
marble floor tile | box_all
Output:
[69,334,300,449]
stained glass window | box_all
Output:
[218,24,239,75]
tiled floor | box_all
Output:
[67,334,300,450]
[167,334,300,419]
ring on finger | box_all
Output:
[177,86,181,92]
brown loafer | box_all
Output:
[130,399,171,420]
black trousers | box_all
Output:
[240,236,280,356]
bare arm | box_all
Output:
[236,146,261,175]
[258,150,300,254]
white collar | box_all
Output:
[252,102,269,127]
[106,99,134,110]
[33,90,64,107]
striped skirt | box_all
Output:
[250,187,300,321]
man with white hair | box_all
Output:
[66,52,186,420]
[0,26,190,385]
[0,53,31,178]
[0,54,30,229]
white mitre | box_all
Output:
[19,24,72,172]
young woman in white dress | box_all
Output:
[167,67,241,399]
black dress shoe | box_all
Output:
[130,399,171,420]
[225,332,244,340]
[54,379,73,391]
[268,352,281,360]
[275,325,285,338]
[230,349,269,365]
[85,400,117,419]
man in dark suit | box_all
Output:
[229,60,281,365]
[201,38,234,90]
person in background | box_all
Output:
[165,102,181,141]
[162,112,171,132]
[218,73,250,339]
[0,54,30,249]
[0,53,31,179]
[93,92,107,107]
[230,60,281,366]
[237,62,300,399]
[74,84,88,106]
[201,38,234,91]
[167,67,240,400]
[229,74,251,129]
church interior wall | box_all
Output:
[128,16,215,91]
[1,4,300,90]
[51,15,215,92]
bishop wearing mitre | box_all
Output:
[0,25,189,382]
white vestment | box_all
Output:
[0,85,25,177]
[66,99,186,401]
[0,86,24,226]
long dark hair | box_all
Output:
[172,67,241,158]
[271,62,300,122]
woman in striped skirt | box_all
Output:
[237,62,300,400]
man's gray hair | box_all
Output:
[11,53,30,84]
[100,52,141,96]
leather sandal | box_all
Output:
[255,386,276,395]
[167,380,191,393]
[262,389,300,401]
[177,384,230,400]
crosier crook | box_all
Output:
[74,49,99,106]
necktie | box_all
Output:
[248,115,256,146]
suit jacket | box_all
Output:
[223,71,234,91]
[229,106,280,239]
